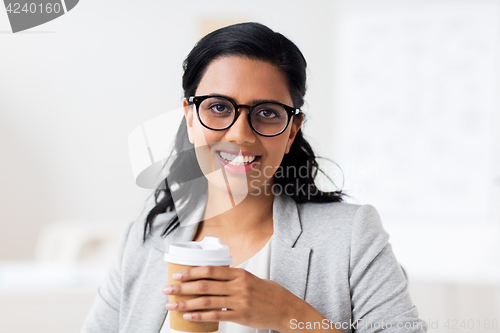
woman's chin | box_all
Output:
[206,174,250,197]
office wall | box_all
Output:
[0,0,339,259]
[1,0,499,282]
[2,1,500,332]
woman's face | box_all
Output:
[183,56,302,201]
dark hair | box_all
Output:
[142,22,344,242]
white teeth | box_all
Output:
[217,151,257,166]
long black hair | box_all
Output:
[142,22,344,242]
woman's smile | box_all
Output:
[215,149,262,174]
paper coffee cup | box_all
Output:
[164,237,233,333]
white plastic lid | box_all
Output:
[164,237,233,266]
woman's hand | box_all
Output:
[161,266,300,331]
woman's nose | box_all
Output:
[224,109,256,144]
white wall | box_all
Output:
[1,0,500,331]
[329,0,500,285]
[0,0,339,260]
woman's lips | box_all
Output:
[216,149,259,157]
[215,150,261,174]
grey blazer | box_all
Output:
[79,193,427,333]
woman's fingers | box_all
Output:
[173,265,244,282]
[161,269,293,330]
[183,309,237,323]
[163,279,232,296]
[166,295,234,312]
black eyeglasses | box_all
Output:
[188,95,301,137]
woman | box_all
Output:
[80,23,427,333]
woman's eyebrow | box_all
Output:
[250,98,283,104]
[208,93,285,105]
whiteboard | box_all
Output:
[331,2,500,222]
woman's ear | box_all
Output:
[183,99,194,144]
[285,114,303,154]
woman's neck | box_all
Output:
[195,183,275,241]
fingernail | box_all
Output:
[163,286,172,294]
[165,302,177,310]
[183,313,192,320]
[172,272,182,280]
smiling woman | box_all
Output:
[79,22,428,333]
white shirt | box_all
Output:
[159,235,273,333]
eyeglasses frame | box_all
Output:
[188,95,301,137]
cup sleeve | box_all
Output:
[349,204,428,333]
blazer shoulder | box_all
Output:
[296,201,384,239]
[121,210,177,259]
[297,201,360,227]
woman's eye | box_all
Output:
[257,109,279,118]
[210,104,230,113]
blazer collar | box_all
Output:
[158,193,303,248]
[271,192,303,247]
[269,194,311,302]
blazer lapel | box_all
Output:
[270,194,311,300]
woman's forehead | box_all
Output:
[195,56,293,105]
